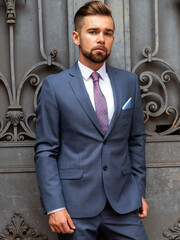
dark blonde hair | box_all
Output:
[74,1,114,32]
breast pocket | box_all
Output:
[115,109,133,133]
[121,108,133,115]
[120,108,133,121]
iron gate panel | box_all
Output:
[0,1,180,239]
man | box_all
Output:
[35,1,148,239]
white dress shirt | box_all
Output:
[78,61,114,124]
[48,61,114,215]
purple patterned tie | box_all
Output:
[91,72,108,134]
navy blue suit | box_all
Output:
[35,62,146,238]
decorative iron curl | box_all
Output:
[0,61,65,142]
[161,70,172,83]
[28,74,41,87]
[17,61,66,106]
[15,61,66,140]
[15,114,36,141]
[140,71,168,115]
[0,129,14,141]
[132,58,180,136]
[139,72,153,90]
[17,120,36,141]
[132,0,179,137]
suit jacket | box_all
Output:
[34,62,146,218]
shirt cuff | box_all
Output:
[47,207,66,215]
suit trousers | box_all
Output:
[57,201,148,240]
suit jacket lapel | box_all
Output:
[68,62,104,135]
[105,65,123,137]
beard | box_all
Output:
[80,46,110,63]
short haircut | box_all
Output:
[74,1,114,32]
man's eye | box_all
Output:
[89,31,96,34]
[105,32,112,36]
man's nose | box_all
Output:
[97,33,105,43]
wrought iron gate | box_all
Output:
[0,0,179,239]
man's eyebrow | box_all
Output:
[105,28,114,32]
[87,27,114,32]
[87,28,99,31]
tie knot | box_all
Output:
[91,72,100,83]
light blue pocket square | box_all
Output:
[122,97,132,110]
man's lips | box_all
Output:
[93,46,107,52]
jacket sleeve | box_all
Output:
[34,77,65,214]
[128,74,146,198]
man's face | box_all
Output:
[73,15,114,69]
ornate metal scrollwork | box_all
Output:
[0,0,66,142]
[4,0,16,24]
[0,212,48,240]
[163,218,180,239]
[6,103,24,127]
[132,0,180,137]
[133,59,180,136]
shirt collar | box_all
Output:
[78,60,107,81]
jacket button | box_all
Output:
[103,139,107,144]
[103,165,108,171]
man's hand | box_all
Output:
[138,197,148,219]
[48,209,76,234]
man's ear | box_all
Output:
[72,31,80,46]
